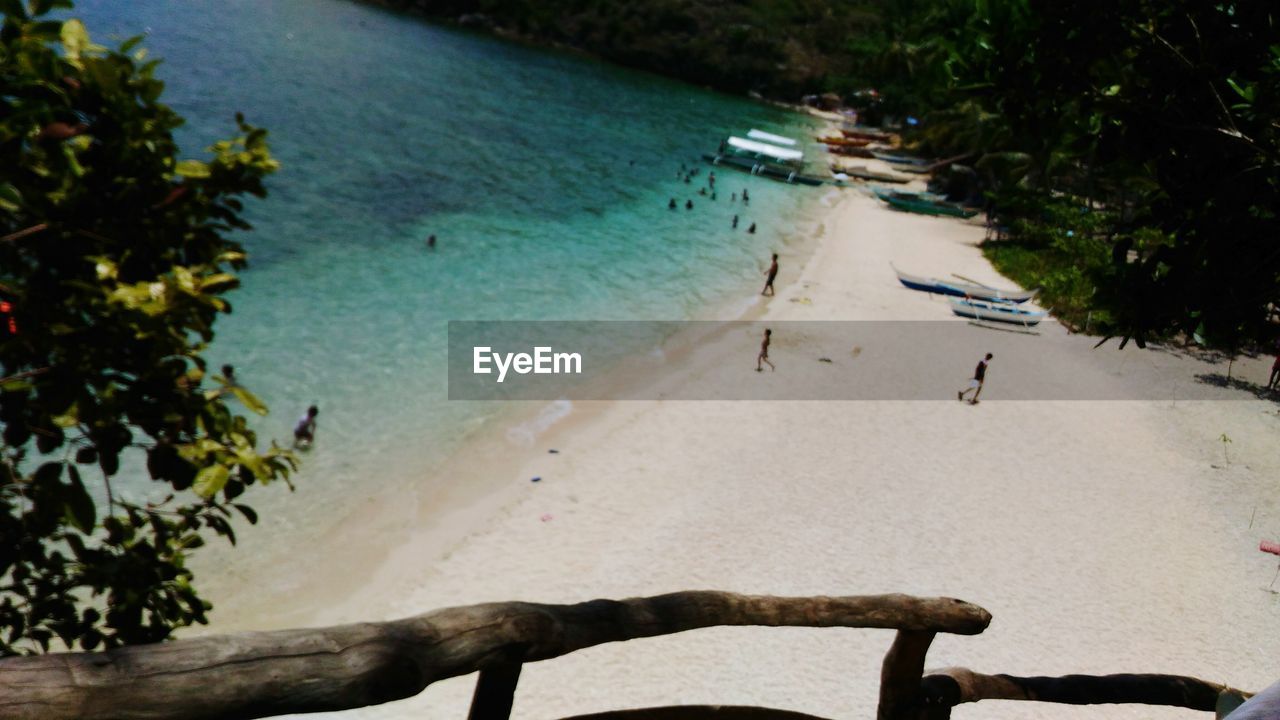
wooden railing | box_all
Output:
[0,591,1257,720]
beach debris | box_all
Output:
[540,513,553,522]
[548,449,559,454]
[789,297,812,304]
[818,357,833,363]
[531,476,541,483]
[851,346,862,358]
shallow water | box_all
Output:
[71,0,823,538]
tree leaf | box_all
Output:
[60,18,89,63]
[192,464,230,498]
[230,386,268,416]
[64,466,96,533]
[174,160,211,178]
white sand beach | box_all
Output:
[208,184,1279,720]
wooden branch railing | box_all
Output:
[0,590,1257,720]
[0,592,988,720]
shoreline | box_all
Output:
[189,162,1277,720]
[187,164,840,633]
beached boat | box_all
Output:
[950,298,1046,326]
[701,153,824,186]
[873,189,947,204]
[832,164,910,183]
[881,194,978,218]
[840,127,894,142]
[892,265,1038,303]
[817,136,871,148]
[872,151,930,167]
[827,145,876,159]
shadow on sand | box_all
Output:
[1194,372,1280,401]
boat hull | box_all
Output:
[833,164,909,183]
[950,299,1046,326]
[892,265,1038,304]
[883,195,978,218]
[702,154,824,186]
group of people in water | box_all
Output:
[670,164,756,233]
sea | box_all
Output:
[70,0,824,559]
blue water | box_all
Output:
[72,0,822,526]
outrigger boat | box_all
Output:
[832,164,910,183]
[840,127,894,142]
[881,194,978,218]
[873,188,947,204]
[746,129,798,146]
[892,264,1038,304]
[721,135,805,164]
[950,298,1046,326]
[817,136,872,148]
[702,153,825,186]
[872,151,930,167]
[827,145,876,158]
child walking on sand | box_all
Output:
[958,353,992,404]
[757,328,775,372]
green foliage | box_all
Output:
[871,0,1280,350]
[1,1,291,655]
[373,0,884,98]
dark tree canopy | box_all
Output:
[1,0,291,655]
[848,0,1280,348]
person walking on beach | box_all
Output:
[762,253,778,296]
[757,328,775,372]
[958,353,992,404]
[293,405,319,448]
[1269,353,1280,390]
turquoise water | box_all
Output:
[73,0,822,524]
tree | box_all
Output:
[1,0,293,655]
[867,0,1280,348]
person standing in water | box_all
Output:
[426,234,436,249]
[747,222,756,234]
[732,215,739,229]
[756,328,775,372]
[762,253,778,296]
[958,353,993,404]
[293,405,319,448]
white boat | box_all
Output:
[724,136,804,165]
[950,298,1047,326]
[892,264,1038,304]
[746,129,799,147]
